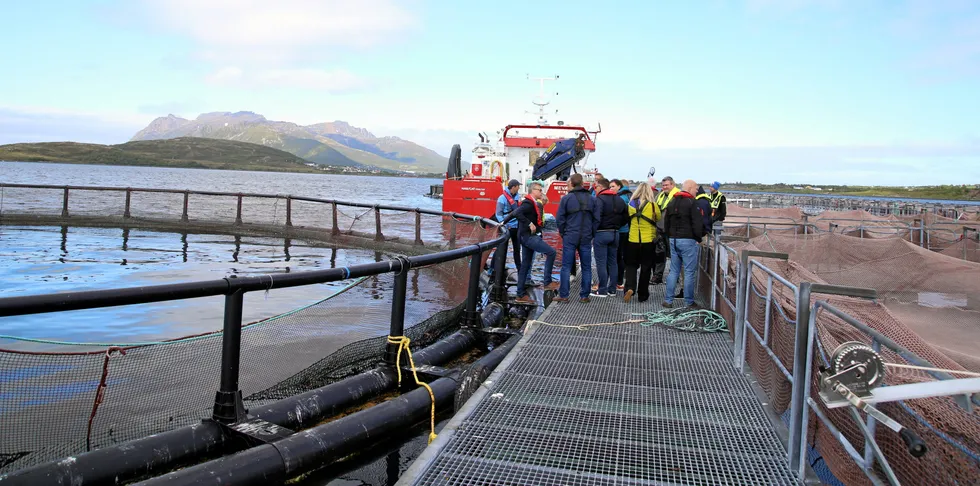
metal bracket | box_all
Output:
[721,235,750,242]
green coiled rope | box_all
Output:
[633,308,729,333]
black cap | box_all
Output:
[508,179,521,188]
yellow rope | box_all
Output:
[386,335,438,444]
[527,318,646,331]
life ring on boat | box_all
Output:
[489,160,504,180]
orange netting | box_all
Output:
[702,229,980,486]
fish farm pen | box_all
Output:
[0,183,979,486]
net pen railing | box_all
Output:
[698,230,980,486]
[0,183,495,251]
[0,184,512,474]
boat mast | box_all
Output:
[526,74,558,126]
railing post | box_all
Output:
[384,260,409,365]
[331,202,339,236]
[788,281,813,474]
[61,188,69,218]
[734,251,749,367]
[285,196,292,227]
[181,191,190,222]
[414,210,423,246]
[235,194,243,225]
[491,235,509,304]
[213,288,246,424]
[711,229,721,310]
[919,210,927,247]
[449,218,457,248]
[374,206,383,241]
[124,188,132,218]
[461,251,483,328]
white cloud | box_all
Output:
[203,67,371,92]
[0,106,153,145]
[142,0,416,62]
[136,0,415,92]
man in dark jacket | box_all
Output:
[592,177,627,297]
[556,173,601,302]
[709,181,727,225]
[515,181,559,304]
[610,179,632,289]
[695,185,714,236]
[663,180,705,308]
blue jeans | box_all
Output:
[593,231,618,295]
[517,234,556,297]
[666,238,700,306]
[559,238,593,299]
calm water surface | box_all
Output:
[0,162,453,345]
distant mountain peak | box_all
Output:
[129,111,447,173]
[196,111,267,123]
[305,121,376,140]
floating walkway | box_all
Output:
[400,275,802,485]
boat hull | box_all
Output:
[440,179,579,218]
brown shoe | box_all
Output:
[579,297,590,303]
[624,289,634,303]
[553,296,569,302]
[543,282,560,291]
[515,295,534,304]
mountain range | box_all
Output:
[130,111,447,173]
[0,138,325,173]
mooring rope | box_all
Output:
[385,335,438,444]
[527,318,646,331]
[87,346,125,451]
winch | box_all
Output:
[817,342,928,458]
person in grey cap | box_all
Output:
[494,179,523,269]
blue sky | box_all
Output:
[1,0,978,185]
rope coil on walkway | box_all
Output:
[528,308,728,333]
[386,335,438,444]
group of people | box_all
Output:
[494,173,727,308]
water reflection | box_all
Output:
[0,226,469,347]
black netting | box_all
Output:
[0,184,500,475]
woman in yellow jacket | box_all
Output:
[624,183,661,303]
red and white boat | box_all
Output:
[430,76,601,218]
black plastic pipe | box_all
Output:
[131,334,521,486]
[0,329,488,486]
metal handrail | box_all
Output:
[0,185,511,425]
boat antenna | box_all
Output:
[525,74,558,125]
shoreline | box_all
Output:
[0,159,445,179]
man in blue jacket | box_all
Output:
[493,179,523,269]
[556,173,601,302]
[593,177,628,297]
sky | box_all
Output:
[1,0,979,185]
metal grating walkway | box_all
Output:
[400,273,800,486]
